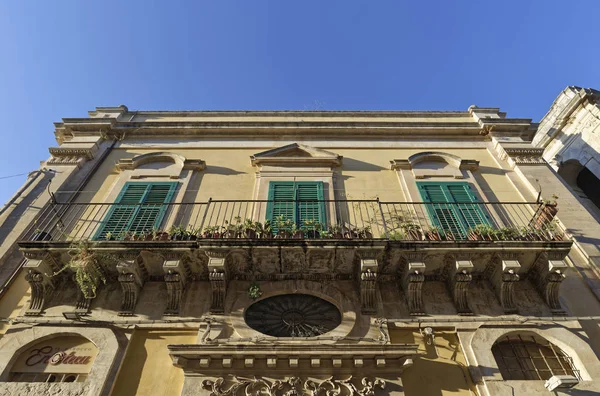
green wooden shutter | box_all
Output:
[94,182,177,240]
[266,181,326,230]
[296,182,326,226]
[266,182,296,231]
[418,183,464,235]
[417,182,490,236]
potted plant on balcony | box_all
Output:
[170,225,187,241]
[425,226,443,241]
[498,226,520,241]
[444,231,457,241]
[243,219,257,239]
[543,220,564,241]
[468,224,496,241]
[357,225,373,239]
[223,217,243,239]
[302,219,322,239]
[400,222,423,241]
[202,225,222,239]
[328,224,343,239]
[274,215,293,239]
[54,241,117,300]
[537,194,559,227]
[254,220,273,239]
[383,230,405,240]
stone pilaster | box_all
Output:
[116,253,146,316]
[529,252,568,314]
[206,251,227,314]
[402,253,426,315]
[163,253,189,315]
[448,258,473,315]
[22,252,61,316]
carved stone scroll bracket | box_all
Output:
[489,255,521,314]
[22,252,61,316]
[403,259,426,316]
[116,255,145,316]
[529,252,567,315]
[197,318,225,344]
[206,251,228,314]
[448,259,473,315]
[163,255,188,316]
[359,257,379,315]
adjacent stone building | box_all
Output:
[1,91,600,395]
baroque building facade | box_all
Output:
[0,94,600,395]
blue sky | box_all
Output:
[0,1,599,205]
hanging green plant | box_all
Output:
[248,283,263,300]
[54,240,117,299]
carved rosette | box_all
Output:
[202,376,385,396]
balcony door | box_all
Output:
[266,181,326,229]
[94,181,178,240]
[417,181,490,237]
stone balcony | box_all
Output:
[17,199,572,318]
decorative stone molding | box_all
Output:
[206,251,228,314]
[116,152,205,179]
[488,254,520,314]
[22,252,61,316]
[251,143,343,167]
[201,376,385,396]
[447,258,473,315]
[498,147,546,166]
[116,254,146,316]
[390,152,479,178]
[528,252,567,314]
[402,254,426,315]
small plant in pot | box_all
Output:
[328,224,343,238]
[202,225,222,239]
[357,225,373,239]
[400,222,423,241]
[291,223,304,239]
[425,226,443,241]
[537,194,559,227]
[54,241,117,300]
[344,226,358,239]
[223,217,244,239]
[383,230,405,240]
[543,220,564,241]
[274,215,293,239]
[302,219,322,238]
[248,283,263,300]
[468,224,496,241]
[255,220,273,239]
[498,226,520,241]
[244,219,257,239]
[170,225,187,241]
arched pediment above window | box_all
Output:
[116,152,205,179]
[251,143,343,167]
[390,151,479,179]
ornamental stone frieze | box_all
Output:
[47,135,101,167]
[201,376,386,396]
[497,146,546,166]
[22,251,62,316]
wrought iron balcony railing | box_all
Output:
[21,199,566,243]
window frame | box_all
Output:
[265,181,327,228]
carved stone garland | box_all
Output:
[202,376,385,396]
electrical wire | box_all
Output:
[0,172,31,180]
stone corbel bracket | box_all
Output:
[528,251,568,314]
[22,252,62,316]
[402,253,426,316]
[489,253,520,314]
[116,253,147,316]
[357,250,383,315]
[163,252,189,315]
[497,146,546,167]
[206,250,228,314]
[447,256,474,315]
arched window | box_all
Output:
[492,333,579,380]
